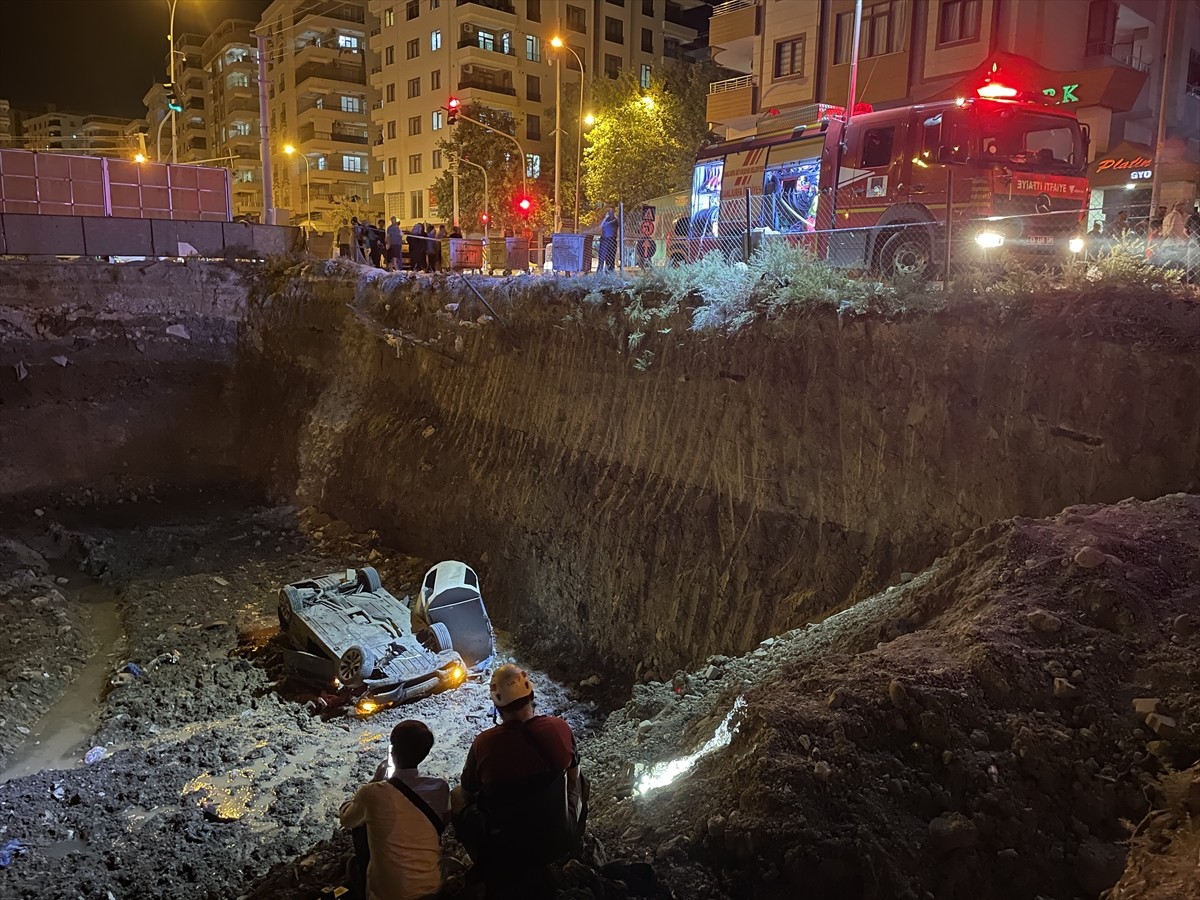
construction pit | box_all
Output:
[0,258,1198,900]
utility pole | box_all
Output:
[1150,0,1178,216]
[845,0,863,126]
[257,34,274,225]
[554,50,562,233]
[452,162,460,228]
[167,0,179,164]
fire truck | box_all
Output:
[674,78,1090,275]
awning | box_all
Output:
[925,51,1148,113]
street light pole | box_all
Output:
[167,0,179,164]
[453,109,527,197]
[285,145,311,239]
[458,155,489,247]
[551,38,585,232]
[554,49,562,233]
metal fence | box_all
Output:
[582,196,1200,285]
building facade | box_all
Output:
[203,19,264,220]
[368,0,701,226]
[707,0,1199,219]
[260,0,380,231]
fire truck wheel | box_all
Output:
[880,231,934,280]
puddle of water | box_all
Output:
[42,838,88,858]
[0,562,127,783]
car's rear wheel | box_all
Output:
[277,586,302,631]
[338,645,376,683]
[357,567,382,592]
[879,230,935,280]
[428,622,453,653]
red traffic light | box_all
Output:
[517,197,532,215]
[480,212,489,223]
[448,97,460,109]
[447,97,460,125]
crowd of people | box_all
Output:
[1093,201,1200,242]
[342,216,464,272]
[339,664,588,900]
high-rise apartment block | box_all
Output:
[203,20,263,219]
[368,0,701,225]
[707,0,1200,217]
[260,0,379,229]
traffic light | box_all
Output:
[165,86,183,113]
[517,196,533,218]
[480,212,489,224]
[447,97,460,126]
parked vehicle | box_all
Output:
[277,565,478,711]
[687,74,1090,276]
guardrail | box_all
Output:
[708,74,755,94]
[712,0,756,16]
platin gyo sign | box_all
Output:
[1095,154,1153,181]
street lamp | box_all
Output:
[457,154,490,263]
[550,36,586,233]
[284,144,310,238]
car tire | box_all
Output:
[429,622,453,653]
[357,567,382,592]
[277,586,302,631]
[879,230,935,280]
[338,645,376,683]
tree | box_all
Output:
[430,102,552,232]
[582,60,720,212]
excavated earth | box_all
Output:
[1,259,1199,899]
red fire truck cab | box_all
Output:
[679,85,1090,276]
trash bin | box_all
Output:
[551,233,593,273]
[504,237,530,272]
[449,238,484,271]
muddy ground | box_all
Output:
[1,495,1198,900]
[0,502,601,900]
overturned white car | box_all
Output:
[277,562,494,709]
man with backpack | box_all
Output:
[452,664,586,898]
[340,720,449,900]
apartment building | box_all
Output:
[260,0,380,230]
[0,100,12,145]
[203,20,263,219]
[175,33,211,162]
[707,0,1200,217]
[368,0,701,225]
[20,110,85,151]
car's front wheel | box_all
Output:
[357,567,382,592]
[338,645,377,683]
[429,622,454,653]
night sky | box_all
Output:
[0,0,271,120]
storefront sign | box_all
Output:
[1095,155,1153,172]
[1041,83,1081,104]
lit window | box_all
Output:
[526,35,541,62]
[525,153,541,178]
[338,35,360,49]
[228,71,250,89]
[432,109,444,130]
[640,64,652,89]
[432,30,442,51]
[343,155,364,172]
[384,8,394,27]
[341,96,363,113]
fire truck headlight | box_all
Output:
[975,231,1005,250]
[1068,237,1085,254]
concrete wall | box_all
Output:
[0,213,302,259]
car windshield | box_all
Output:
[977,108,1083,172]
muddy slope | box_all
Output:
[0,261,250,505]
[237,269,1200,678]
[583,494,1200,900]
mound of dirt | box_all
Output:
[583,494,1200,900]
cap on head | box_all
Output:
[490,663,533,708]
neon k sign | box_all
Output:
[1041,83,1080,104]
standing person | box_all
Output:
[386,217,405,270]
[349,217,364,263]
[598,208,618,271]
[452,664,586,899]
[1162,200,1189,241]
[340,720,450,900]
[427,224,444,271]
[450,224,463,239]
[408,223,426,273]
[1107,209,1129,238]
[369,219,387,268]
[1186,202,1200,239]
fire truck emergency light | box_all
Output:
[977,83,1019,99]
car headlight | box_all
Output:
[1068,237,1085,254]
[448,663,466,685]
[975,231,1005,249]
[356,698,379,715]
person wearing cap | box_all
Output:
[339,720,450,900]
[452,664,585,895]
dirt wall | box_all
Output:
[0,261,250,505]
[238,274,1200,679]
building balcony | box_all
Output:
[706,75,757,128]
[457,38,517,64]
[709,0,758,73]
[1084,40,1151,73]
[455,0,516,16]
[296,60,367,88]
[458,76,516,97]
[296,1,365,26]
[298,122,370,146]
